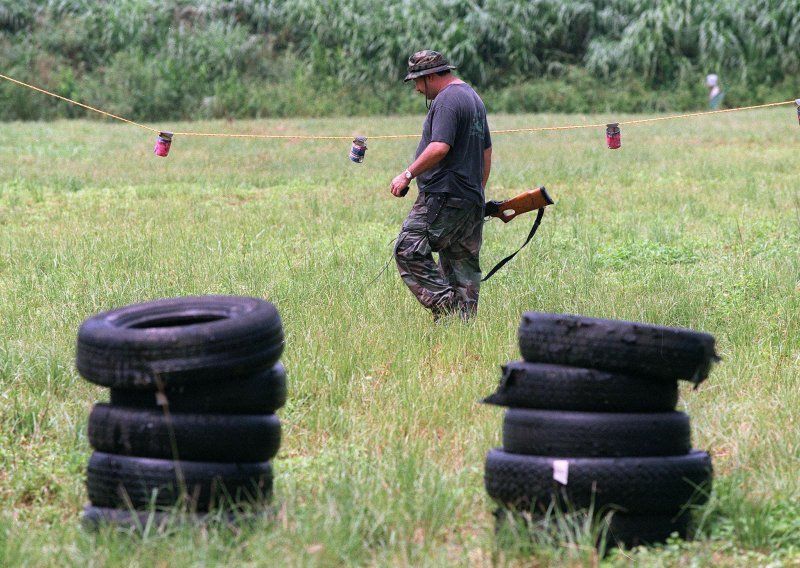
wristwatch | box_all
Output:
[404,169,414,181]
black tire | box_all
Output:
[482,362,678,412]
[484,448,712,514]
[81,505,269,531]
[86,452,273,511]
[76,296,284,389]
[518,312,719,385]
[502,409,691,457]
[88,403,281,462]
[110,363,287,414]
[603,512,691,548]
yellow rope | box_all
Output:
[0,73,159,132]
[492,100,797,133]
[2,71,796,140]
[168,130,410,140]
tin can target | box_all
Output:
[606,123,621,149]
[350,136,367,163]
[154,132,173,157]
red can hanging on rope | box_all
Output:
[154,132,173,157]
[795,99,800,125]
[606,123,621,149]
[349,136,367,163]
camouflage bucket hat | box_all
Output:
[403,50,456,82]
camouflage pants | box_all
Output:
[394,192,484,319]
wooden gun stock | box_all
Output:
[485,186,554,223]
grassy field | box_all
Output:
[0,109,798,566]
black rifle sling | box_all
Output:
[481,207,545,282]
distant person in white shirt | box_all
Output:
[706,74,724,110]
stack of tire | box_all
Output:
[76,296,286,528]
[483,312,719,548]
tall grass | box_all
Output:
[2,0,800,120]
[0,109,798,565]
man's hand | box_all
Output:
[390,172,411,198]
[389,142,448,198]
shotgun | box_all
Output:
[485,186,553,222]
[481,186,554,281]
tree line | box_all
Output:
[2,0,799,120]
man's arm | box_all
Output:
[390,141,450,197]
[482,146,492,190]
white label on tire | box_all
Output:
[553,460,569,485]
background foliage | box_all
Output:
[2,0,800,120]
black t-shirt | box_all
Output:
[415,82,492,205]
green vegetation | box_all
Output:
[0,109,798,565]
[2,0,800,120]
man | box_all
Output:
[706,74,724,110]
[390,50,492,321]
